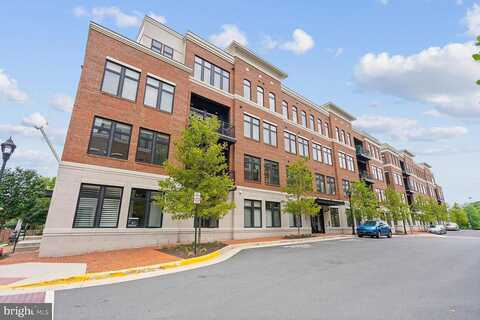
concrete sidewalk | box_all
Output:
[0,234,354,292]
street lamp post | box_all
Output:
[0,137,16,181]
[348,190,356,235]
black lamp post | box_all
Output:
[0,137,16,181]
[347,190,356,235]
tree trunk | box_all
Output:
[402,218,407,234]
[297,225,300,235]
[198,226,202,246]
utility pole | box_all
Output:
[35,125,60,163]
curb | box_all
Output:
[0,235,351,291]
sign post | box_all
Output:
[193,192,201,255]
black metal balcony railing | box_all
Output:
[359,171,375,183]
[190,107,235,141]
[355,145,372,160]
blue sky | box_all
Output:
[0,0,479,204]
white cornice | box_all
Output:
[90,22,192,73]
[281,86,329,116]
[189,77,234,99]
[185,32,235,63]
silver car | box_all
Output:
[445,222,459,231]
[428,224,447,235]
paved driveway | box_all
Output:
[55,233,480,320]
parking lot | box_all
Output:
[56,232,480,320]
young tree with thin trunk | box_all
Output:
[157,115,235,252]
[449,203,469,229]
[350,181,379,222]
[384,187,409,234]
[284,159,320,235]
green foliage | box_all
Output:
[284,159,320,234]
[350,181,379,221]
[0,168,53,227]
[384,187,411,233]
[464,202,480,229]
[157,115,235,223]
[474,36,480,85]
[449,203,469,229]
[413,195,448,224]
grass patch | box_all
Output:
[158,241,226,259]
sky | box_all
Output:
[0,0,479,204]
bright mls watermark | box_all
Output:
[1,303,52,320]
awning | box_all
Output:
[315,198,346,206]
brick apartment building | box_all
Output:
[39,17,445,257]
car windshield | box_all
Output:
[363,221,377,226]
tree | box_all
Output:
[465,202,480,230]
[473,36,480,86]
[449,203,469,229]
[349,181,379,221]
[0,167,50,228]
[384,187,409,234]
[157,115,235,251]
[284,159,320,235]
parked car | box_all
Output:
[357,220,392,238]
[445,222,459,231]
[427,224,447,235]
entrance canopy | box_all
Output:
[315,198,346,207]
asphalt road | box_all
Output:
[55,232,480,320]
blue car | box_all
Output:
[357,220,392,238]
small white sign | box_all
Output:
[193,192,201,204]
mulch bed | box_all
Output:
[158,241,227,259]
[284,234,313,239]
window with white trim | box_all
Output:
[244,114,260,140]
[346,155,355,172]
[312,143,322,162]
[338,152,347,169]
[292,106,298,123]
[257,86,264,106]
[144,76,175,113]
[263,122,277,146]
[243,79,251,100]
[101,60,140,101]
[298,137,309,158]
[282,101,288,119]
[268,92,276,112]
[284,131,296,154]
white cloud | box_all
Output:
[0,124,37,137]
[209,25,248,48]
[354,115,468,141]
[49,94,73,112]
[379,0,390,5]
[279,29,315,54]
[465,3,480,36]
[261,35,278,50]
[423,109,445,117]
[148,12,166,24]
[457,0,464,6]
[22,112,48,129]
[73,6,166,28]
[0,69,28,103]
[354,42,480,118]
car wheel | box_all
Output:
[376,231,380,238]
[358,234,363,238]
[387,231,392,238]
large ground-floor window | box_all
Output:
[289,214,302,227]
[266,201,281,227]
[244,199,262,228]
[73,184,123,228]
[330,208,340,227]
[127,188,163,228]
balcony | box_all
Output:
[190,107,236,143]
[359,171,375,184]
[355,145,372,161]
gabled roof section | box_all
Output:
[323,102,356,122]
[226,41,288,81]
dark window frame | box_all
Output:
[264,159,280,186]
[316,174,326,193]
[135,128,170,166]
[244,199,262,228]
[244,154,261,182]
[87,116,132,160]
[143,76,176,113]
[100,60,140,102]
[151,39,174,59]
[72,183,123,228]
[194,56,230,92]
[266,201,281,228]
[127,188,163,228]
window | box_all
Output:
[101,60,140,101]
[127,189,163,228]
[309,114,315,130]
[324,122,330,138]
[268,92,276,112]
[195,217,219,228]
[244,155,261,182]
[144,76,175,113]
[289,214,302,228]
[346,155,355,172]
[151,39,174,59]
[341,130,346,144]
[284,131,296,154]
[336,127,340,141]
[330,208,340,227]
[194,56,229,92]
[240,79,251,100]
[257,86,264,106]
[298,137,309,158]
[73,184,123,228]
[292,106,298,123]
[312,143,322,162]
[244,114,260,140]
[263,122,277,146]
[300,111,307,127]
[282,101,288,119]
[317,118,323,134]
[347,133,352,146]
[322,147,333,165]
[326,176,336,195]
[136,128,170,165]
[342,180,350,197]
[346,208,353,227]
[88,117,132,160]
[266,201,281,227]
[264,159,280,185]
[338,152,347,169]
[316,174,326,193]
[244,199,262,228]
